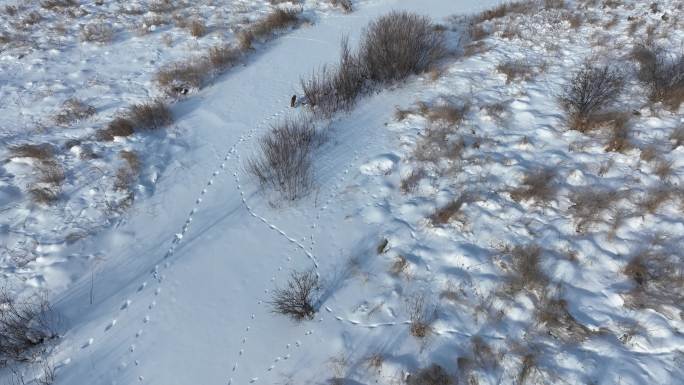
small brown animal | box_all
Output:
[290,94,297,108]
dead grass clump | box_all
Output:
[506,244,548,293]
[330,0,353,13]
[4,5,17,16]
[468,23,489,41]
[622,250,683,314]
[207,44,242,69]
[80,22,114,43]
[426,102,468,127]
[638,185,674,213]
[510,169,556,204]
[414,123,465,162]
[54,98,96,125]
[359,11,446,83]
[35,160,65,186]
[496,60,536,84]
[654,158,673,180]
[632,45,684,111]
[604,113,631,152]
[10,144,54,160]
[188,18,207,37]
[96,117,134,141]
[537,293,591,342]
[400,168,426,193]
[569,188,618,232]
[270,269,319,321]
[639,145,658,161]
[405,293,435,338]
[241,8,302,48]
[559,64,624,132]
[248,116,317,200]
[41,0,77,10]
[407,364,452,385]
[430,195,468,225]
[0,289,58,363]
[149,0,178,13]
[156,60,210,94]
[130,100,173,130]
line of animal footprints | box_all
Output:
[86,97,293,383]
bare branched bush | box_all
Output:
[0,289,58,362]
[496,60,537,84]
[130,100,173,130]
[359,11,446,83]
[632,45,684,111]
[248,116,317,200]
[405,292,435,338]
[54,98,95,125]
[559,65,624,132]
[330,0,353,13]
[407,364,452,385]
[505,244,548,293]
[80,22,114,43]
[569,188,618,232]
[510,169,556,204]
[96,117,134,141]
[270,269,319,320]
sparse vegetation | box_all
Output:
[96,117,135,141]
[569,188,619,233]
[510,169,556,204]
[80,22,114,43]
[496,60,537,84]
[270,269,319,320]
[54,98,96,125]
[405,292,434,338]
[130,100,174,130]
[536,291,592,342]
[239,8,303,49]
[0,289,58,362]
[623,249,683,313]
[505,244,548,293]
[430,195,468,225]
[632,45,684,111]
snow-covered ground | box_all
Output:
[1,0,683,384]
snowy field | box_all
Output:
[1,0,683,384]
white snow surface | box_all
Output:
[1,0,683,385]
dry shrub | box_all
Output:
[425,102,468,127]
[407,364,452,385]
[632,45,684,111]
[10,144,54,160]
[80,22,114,43]
[149,0,178,13]
[35,160,65,186]
[400,168,426,193]
[559,64,624,132]
[21,11,43,26]
[96,117,134,141]
[622,250,683,313]
[4,5,18,16]
[270,269,319,320]
[130,100,173,130]
[248,116,317,200]
[475,1,538,22]
[188,18,207,37]
[639,145,658,161]
[496,60,536,84]
[468,23,489,41]
[430,195,468,225]
[569,187,618,232]
[359,11,446,83]
[405,292,435,338]
[654,158,673,180]
[510,168,556,204]
[506,244,548,293]
[603,113,631,152]
[301,37,365,117]
[0,289,58,362]
[240,8,302,49]
[156,60,210,93]
[54,98,96,125]
[330,0,353,13]
[537,292,591,342]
